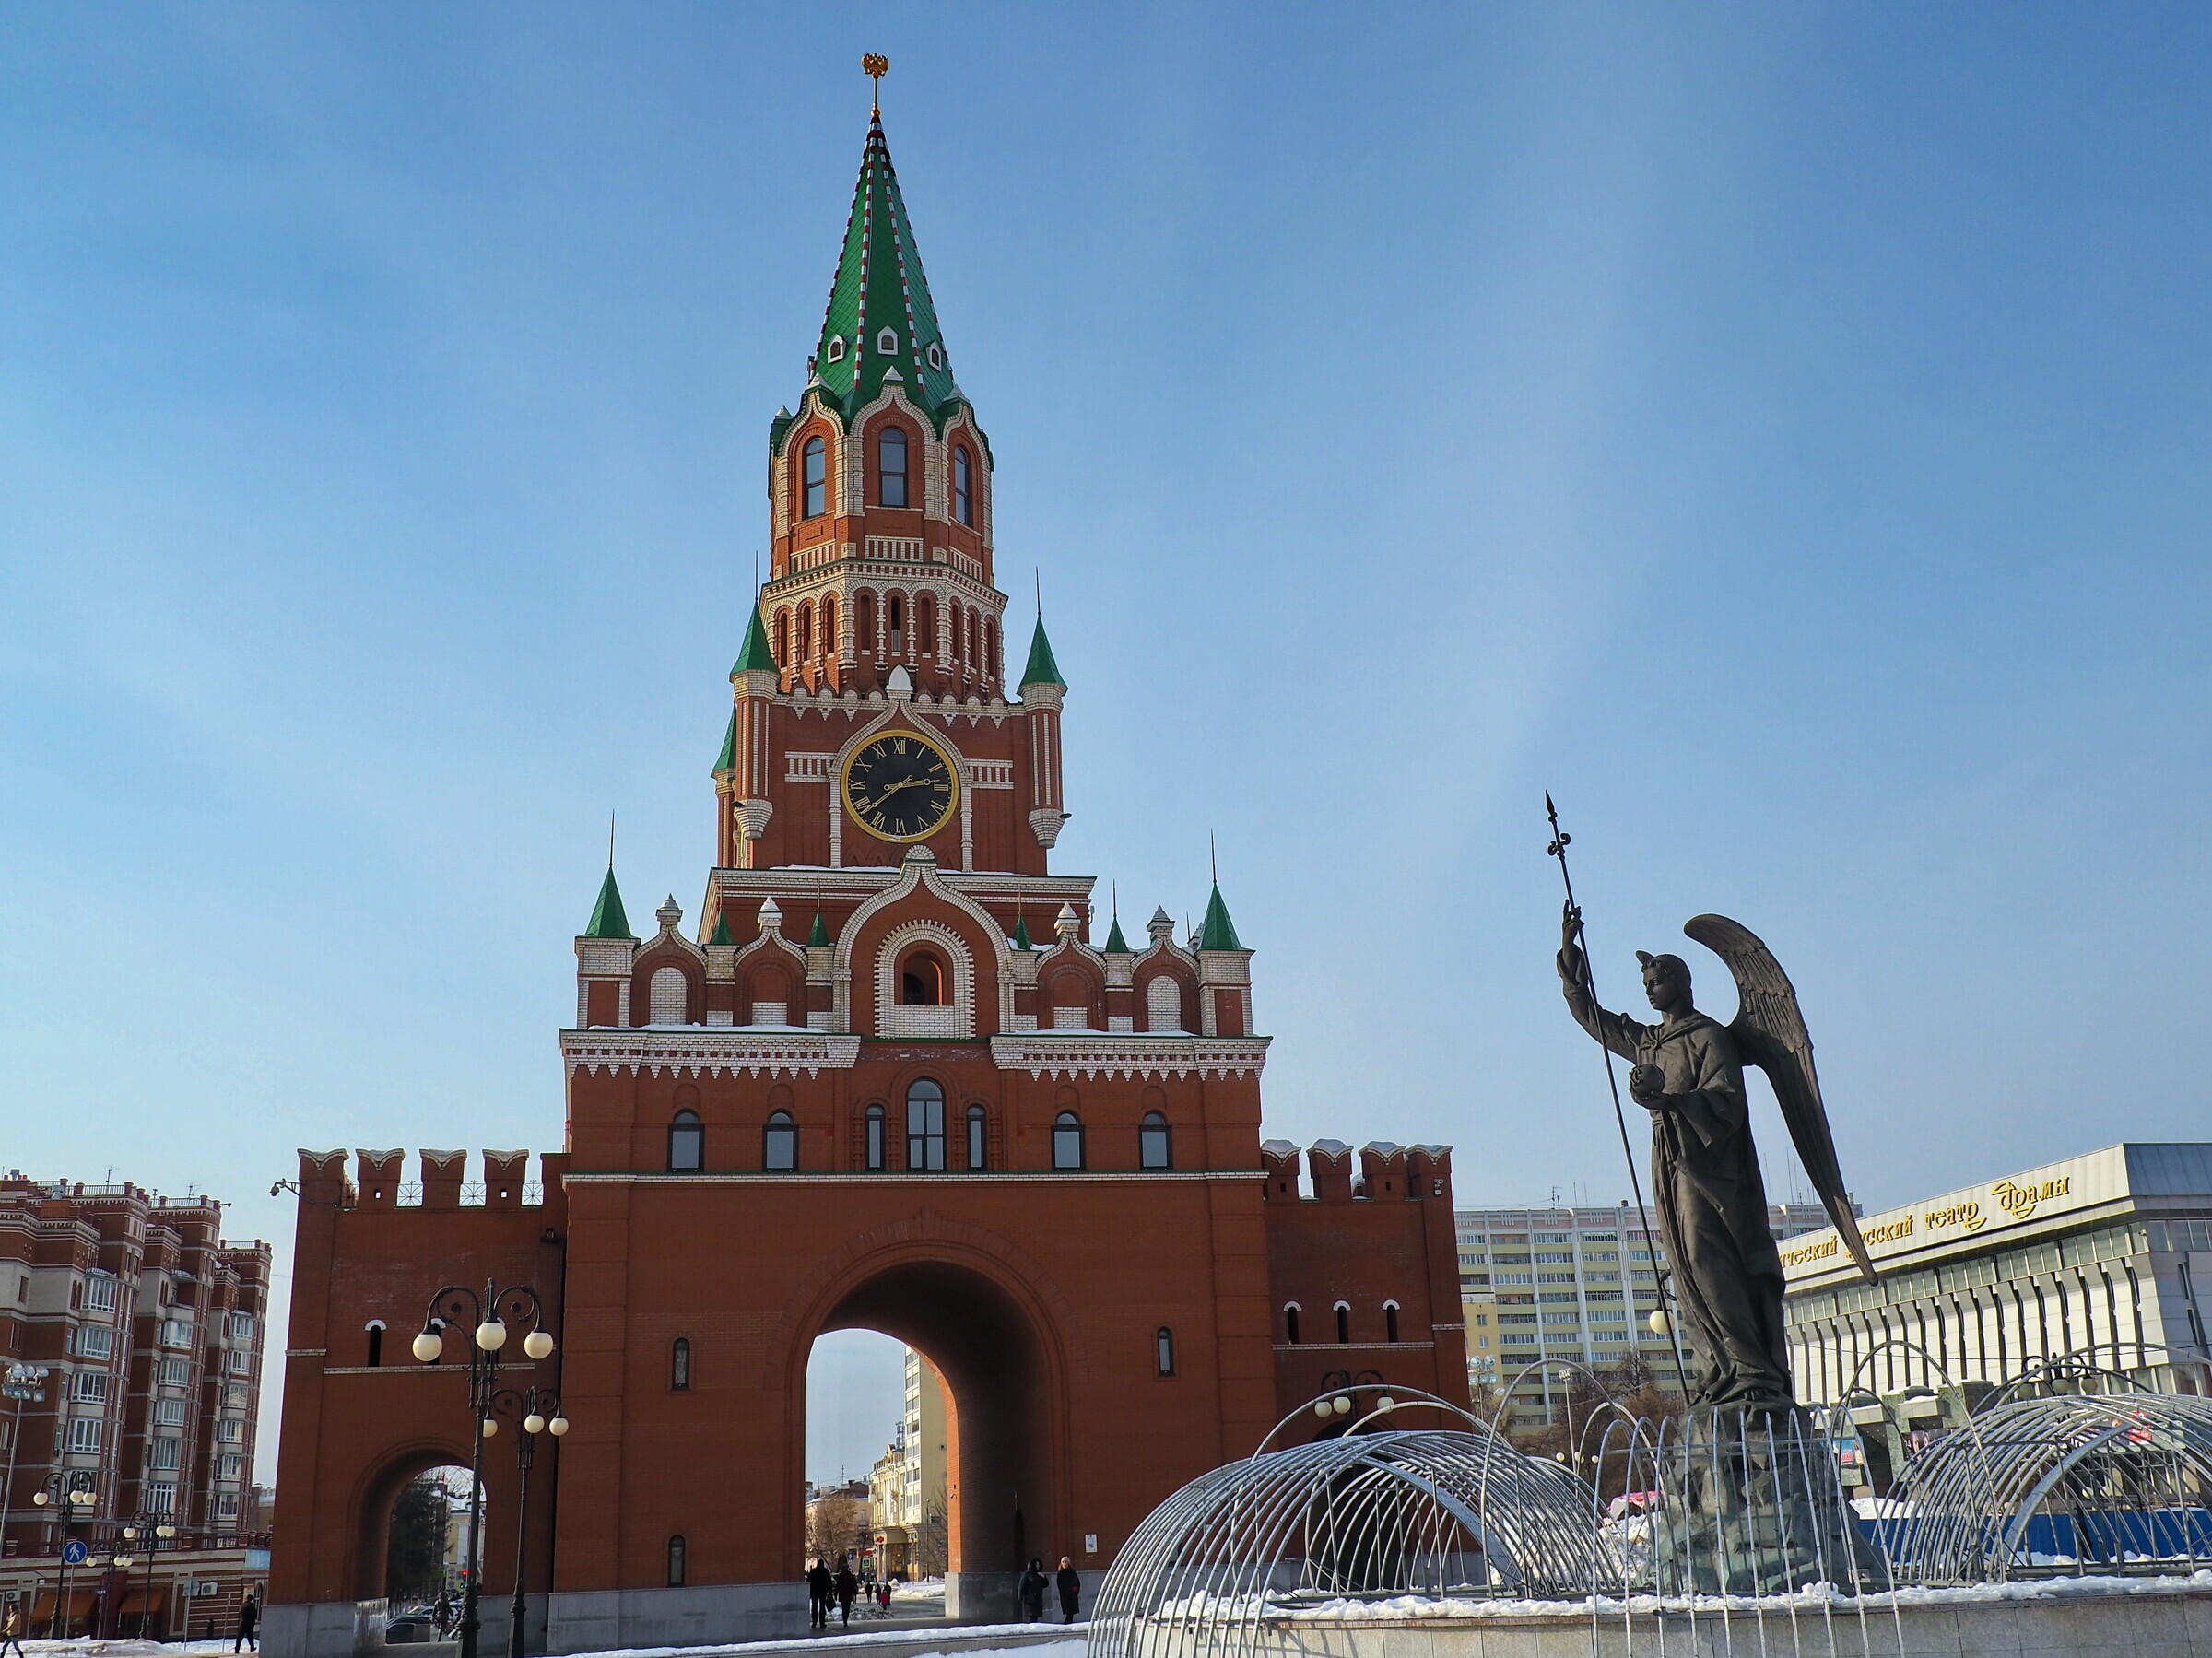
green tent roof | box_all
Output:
[1197,883,1242,952]
[811,113,961,422]
[733,604,777,675]
[1012,913,1033,952]
[1020,616,1065,689]
[1103,913,1130,953]
[584,868,634,940]
[808,902,831,949]
[713,709,736,773]
[708,909,735,947]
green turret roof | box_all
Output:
[1020,617,1065,689]
[733,604,777,675]
[1103,914,1130,953]
[714,709,736,773]
[808,901,831,949]
[708,909,735,947]
[812,113,960,421]
[1197,883,1242,951]
[1012,913,1033,952]
[584,868,634,940]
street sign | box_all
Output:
[62,1540,89,1566]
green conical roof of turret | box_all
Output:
[733,603,777,675]
[1197,883,1242,951]
[584,868,634,940]
[1103,914,1130,953]
[1020,616,1065,689]
[1012,913,1033,952]
[812,112,961,422]
[714,709,736,773]
[708,909,735,947]
[809,901,831,949]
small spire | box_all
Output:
[708,909,735,947]
[808,897,831,949]
[1103,882,1129,952]
[863,53,888,121]
[584,867,633,940]
[1198,879,1242,952]
[714,709,736,773]
[1012,912,1033,952]
[1020,615,1065,689]
[733,603,776,675]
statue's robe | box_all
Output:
[1561,980,1793,1407]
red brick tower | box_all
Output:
[265,100,1466,1658]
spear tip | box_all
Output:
[1544,790,1556,814]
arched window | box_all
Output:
[650,966,688,1026]
[774,609,790,666]
[668,1109,703,1172]
[877,327,899,356]
[917,593,936,656]
[1335,1302,1351,1345]
[966,1104,988,1171]
[797,602,813,662]
[763,1111,797,1171]
[820,594,839,659]
[901,951,947,1006]
[802,437,826,518]
[1284,1304,1301,1345]
[1140,1111,1171,1170]
[671,1337,691,1391]
[856,592,876,653]
[888,596,905,654]
[365,1323,383,1368]
[906,1079,946,1171]
[825,335,847,364]
[865,1104,887,1171]
[1147,976,1182,1032]
[878,426,909,509]
[666,1535,687,1588]
[1156,1327,1175,1377]
[1384,1301,1401,1343]
[953,445,973,525]
[984,617,998,683]
[1053,1111,1085,1171]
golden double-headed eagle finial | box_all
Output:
[863,53,888,116]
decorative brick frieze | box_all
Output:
[559,1029,863,1078]
[986,1033,1270,1081]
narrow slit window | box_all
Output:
[1156,1327,1175,1377]
[1053,1111,1085,1171]
[879,427,909,509]
[668,1110,703,1172]
[667,1535,687,1587]
[802,437,827,518]
[865,1105,886,1171]
[1285,1305,1301,1345]
[1140,1111,1171,1170]
[763,1110,797,1172]
[1385,1303,1401,1343]
[967,1104,988,1171]
[671,1337,691,1391]
[953,447,973,526]
[1335,1304,1351,1345]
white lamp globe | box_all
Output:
[1648,1310,1671,1337]
[524,1414,546,1436]
[481,1417,499,1438]
[523,1330,554,1361]
[1375,1396,1394,1413]
[413,1330,444,1363]
[547,1417,569,1436]
[476,1319,508,1352]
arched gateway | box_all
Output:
[265,100,1466,1658]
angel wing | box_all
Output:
[1683,912,1877,1285]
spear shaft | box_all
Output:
[1544,793,1692,1393]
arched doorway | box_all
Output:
[797,1256,1065,1621]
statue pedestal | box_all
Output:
[1651,1408,1881,1595]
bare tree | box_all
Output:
[910,1478,949,1578]
[806,1494,871,1567]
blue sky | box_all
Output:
[4,6,2208,1483]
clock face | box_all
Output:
[842,730,959,842]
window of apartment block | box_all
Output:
[155,1398,187,1427]
[227,1350,253,1375]
[219,1418,244,1443]
[214,1491,239,1519]
[71,1372,107,1404]
[158,1358,188,1386]
[223,1383,249,1409]
[229,1312,254,1342]
[218,1452,242,1479]
[75,1325,113,1359]
[149,1436,183,1471]
[84,1276,118,1314]
[159,1321,191,1349]
[68,1417,102,1453]
[148,1482,176,1515]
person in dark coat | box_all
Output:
[234,1591,261,1652]
[1018,1559,1047,1621]
[833,1563,858,1628]
[1055,1558,1081,1624]
[806,1560,834,1629]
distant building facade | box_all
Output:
[1456,1201,1838,1426]
[869,1349,947,1579]
[0,1174,272,1636]
[1783,1143,2212,1403]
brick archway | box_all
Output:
[776,1227,1077,1617]
[346,1439,475,1605]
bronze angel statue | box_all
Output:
[1558,907,1874,1410]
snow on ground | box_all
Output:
[566,1638,1082,1658]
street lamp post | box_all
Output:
[488,1387,568,1658]
[414,1281,555,1658]
[31,1471,97,1637]
[115,1509,178,1639]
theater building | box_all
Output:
[267,103,1467,1658]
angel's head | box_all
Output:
[1635,950,1693,1016]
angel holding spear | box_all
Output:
[1556,905,1874,1411]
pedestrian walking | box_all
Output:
[1018,1558,1046,1622]
[878,1581,892,1615]
[834,1563,858,1629]
[1,1596,28,1658]
[1055,1558,1081,1624]
[234,1590,262,1652]
[806,1559,833,1630]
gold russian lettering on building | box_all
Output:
[1990,1174,2071,1221]
[1924,1199,1984,1234]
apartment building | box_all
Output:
[0,1175,271,1563]
[1456,1200,1839,1428]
